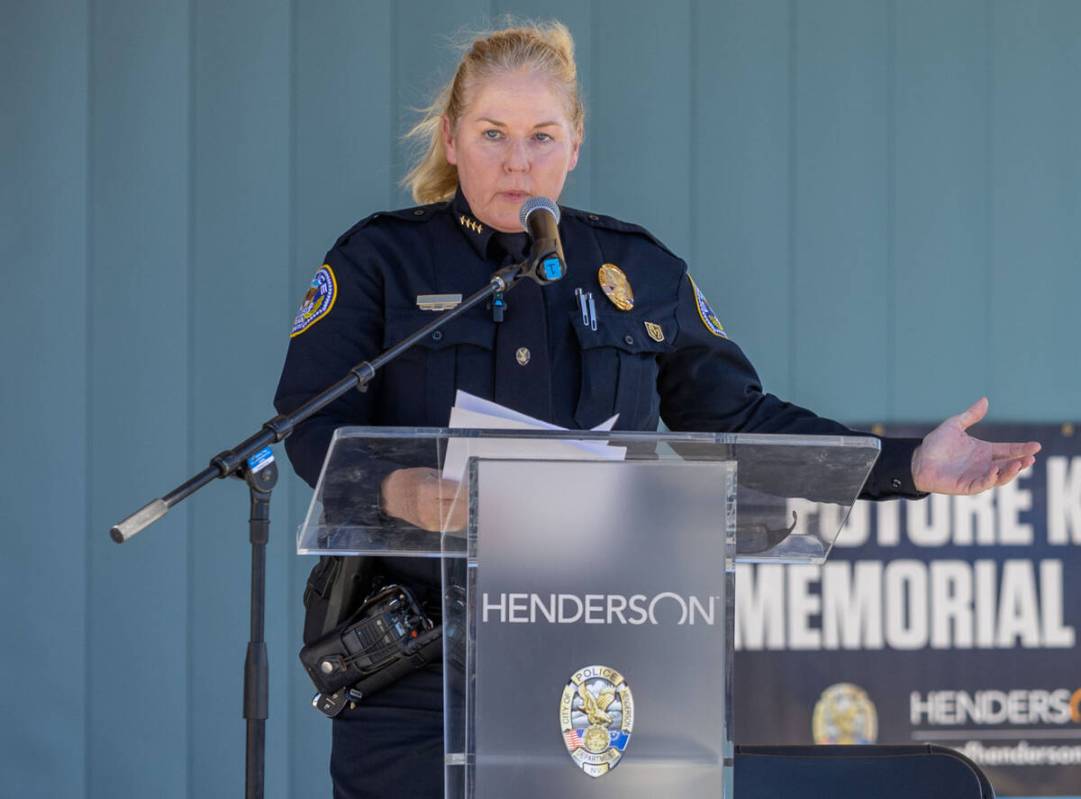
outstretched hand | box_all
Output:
[911,397,1041,495]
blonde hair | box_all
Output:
[403,20,585,204]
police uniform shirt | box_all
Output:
[275,188,925,505]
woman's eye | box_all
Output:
[534,132,553,143]
[483,129,503,140]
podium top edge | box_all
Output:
[327,426,882,451]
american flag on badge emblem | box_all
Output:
[563,728,584,750]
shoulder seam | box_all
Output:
[561,206,679,259]
[334,202,448,247]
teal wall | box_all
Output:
[3,1,1079,796]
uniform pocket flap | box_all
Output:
[384,307,496,351]
[568,310,672,353]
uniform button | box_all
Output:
[891,478,903,490]
[588,214,599,221]
[413,209,424,216]
[431,331,443,342]
[624,335,635,346]
[515,347,531,366]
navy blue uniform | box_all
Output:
[274,189,925,797]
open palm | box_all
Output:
[911,398,1041,495]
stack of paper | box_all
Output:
[441,391,627,481]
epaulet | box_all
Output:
[560,206,679,260]
[334,201,446,248]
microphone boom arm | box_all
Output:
[110,261,527,542]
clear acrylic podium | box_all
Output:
[297,428,879,799]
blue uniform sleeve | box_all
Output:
[273,243,384,489]
[657,271,926,501]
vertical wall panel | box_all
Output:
[294,0,396,258]
[991,0,1081,419]
[292,2,395,794]
[190,1,293,796]
[693,0,793,397]
[892,0,991,420]
[792,0,891,420]
[591,0,693,256]
[87,1,191,797]
[0,3,88,798]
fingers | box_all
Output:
[417,474,464,531]
[991,440,1042,461]
[382,467,465,532]
[380,468,418,525]
[957,396,989,431]
[992,460,1023,488]
[970,455,1035,493]
[444,498,469,532]
[994,455,1036,487]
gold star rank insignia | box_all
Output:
[597,263,634,311]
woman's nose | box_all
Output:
[503,139,530,172]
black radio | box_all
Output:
[300,584,441,717]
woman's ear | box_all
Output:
[442,116,457,166]
[567,130,582,172]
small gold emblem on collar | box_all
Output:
[458,213,484,235]
[597,263,634,311]
[644,322,664,342]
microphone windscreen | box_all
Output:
[518,196,561,230]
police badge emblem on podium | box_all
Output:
[560,665,635,778]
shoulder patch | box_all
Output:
[689,275,726,338]
[290,264,338,337]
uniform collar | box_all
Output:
[450,188,497,260]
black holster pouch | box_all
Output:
[302,555,373,645]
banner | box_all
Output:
[734,424,1081,796]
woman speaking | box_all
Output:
[274,20,1038,799]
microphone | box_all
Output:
[518,196,567,284]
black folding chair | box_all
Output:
[735,744,995,799]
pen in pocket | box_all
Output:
[575,288,590,326]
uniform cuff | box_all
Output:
[861,436,929,500]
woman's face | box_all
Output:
[443,69,581,233]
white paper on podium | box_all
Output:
[440,391,626,482]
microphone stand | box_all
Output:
[110,260,531,799]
